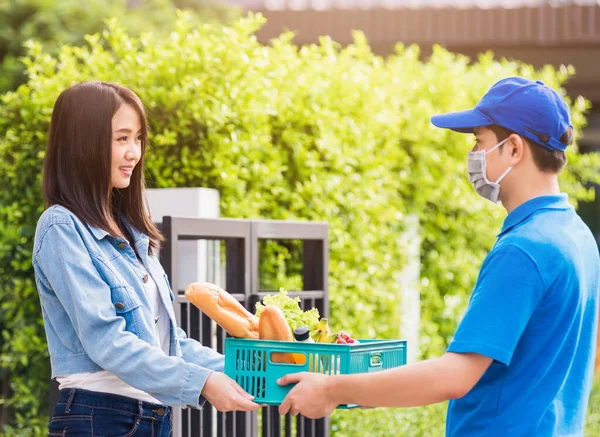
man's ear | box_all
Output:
[507,133,526,166]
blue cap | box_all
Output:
[430,77,572,151]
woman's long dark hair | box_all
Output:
[43,81,163,251]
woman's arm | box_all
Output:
[34,219,250,410]
[175,327,224,373]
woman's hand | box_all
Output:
[201,372,261,412]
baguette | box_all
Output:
[184,282,259,339]
[259,305,296,364]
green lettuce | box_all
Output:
[255,288,320,332]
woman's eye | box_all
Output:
[136,135,143,142]
[118,136,128,142]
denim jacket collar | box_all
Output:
[87,219,151,259]
[88,224,110,241]
[122,218,150,255]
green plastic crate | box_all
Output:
[224,338,407,407]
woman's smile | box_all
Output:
[119,165,134,177]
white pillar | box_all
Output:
[145,187,220,286]
[397,214,420,363]
[145,187,220,437]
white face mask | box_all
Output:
[468,138,512,204]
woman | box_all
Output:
[33,81,259,437]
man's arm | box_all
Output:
[279,352,492,417]
[328,352,492,408]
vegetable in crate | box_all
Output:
[184,282,259,339]
[255,288,320,332]
[258,305,296,364]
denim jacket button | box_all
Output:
[117,242,127,250]
[115,302,125,310]
[143,273,149,283]
[156,407,165,416]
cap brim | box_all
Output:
[430,109,493,133]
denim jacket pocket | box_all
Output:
[110,285,143,335]
[110,285,142,313]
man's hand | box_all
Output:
[278,372,337,419]
[201,372,261,412]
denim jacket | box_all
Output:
[32,205,224,408]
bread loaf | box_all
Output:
[259,305,296,364]
[184,282,259,339]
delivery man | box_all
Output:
[278,77,600,436]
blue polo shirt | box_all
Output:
[446,194,599,436]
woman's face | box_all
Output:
[111,104,142,189]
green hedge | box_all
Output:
[0,0,239,93]
[587,376,600,435]
[1,12,598,436]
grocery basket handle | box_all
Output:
[269,351,306,366]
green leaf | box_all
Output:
[255,289,320,332]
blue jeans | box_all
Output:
[49,388,172,437]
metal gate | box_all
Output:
[160,216,330,437]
